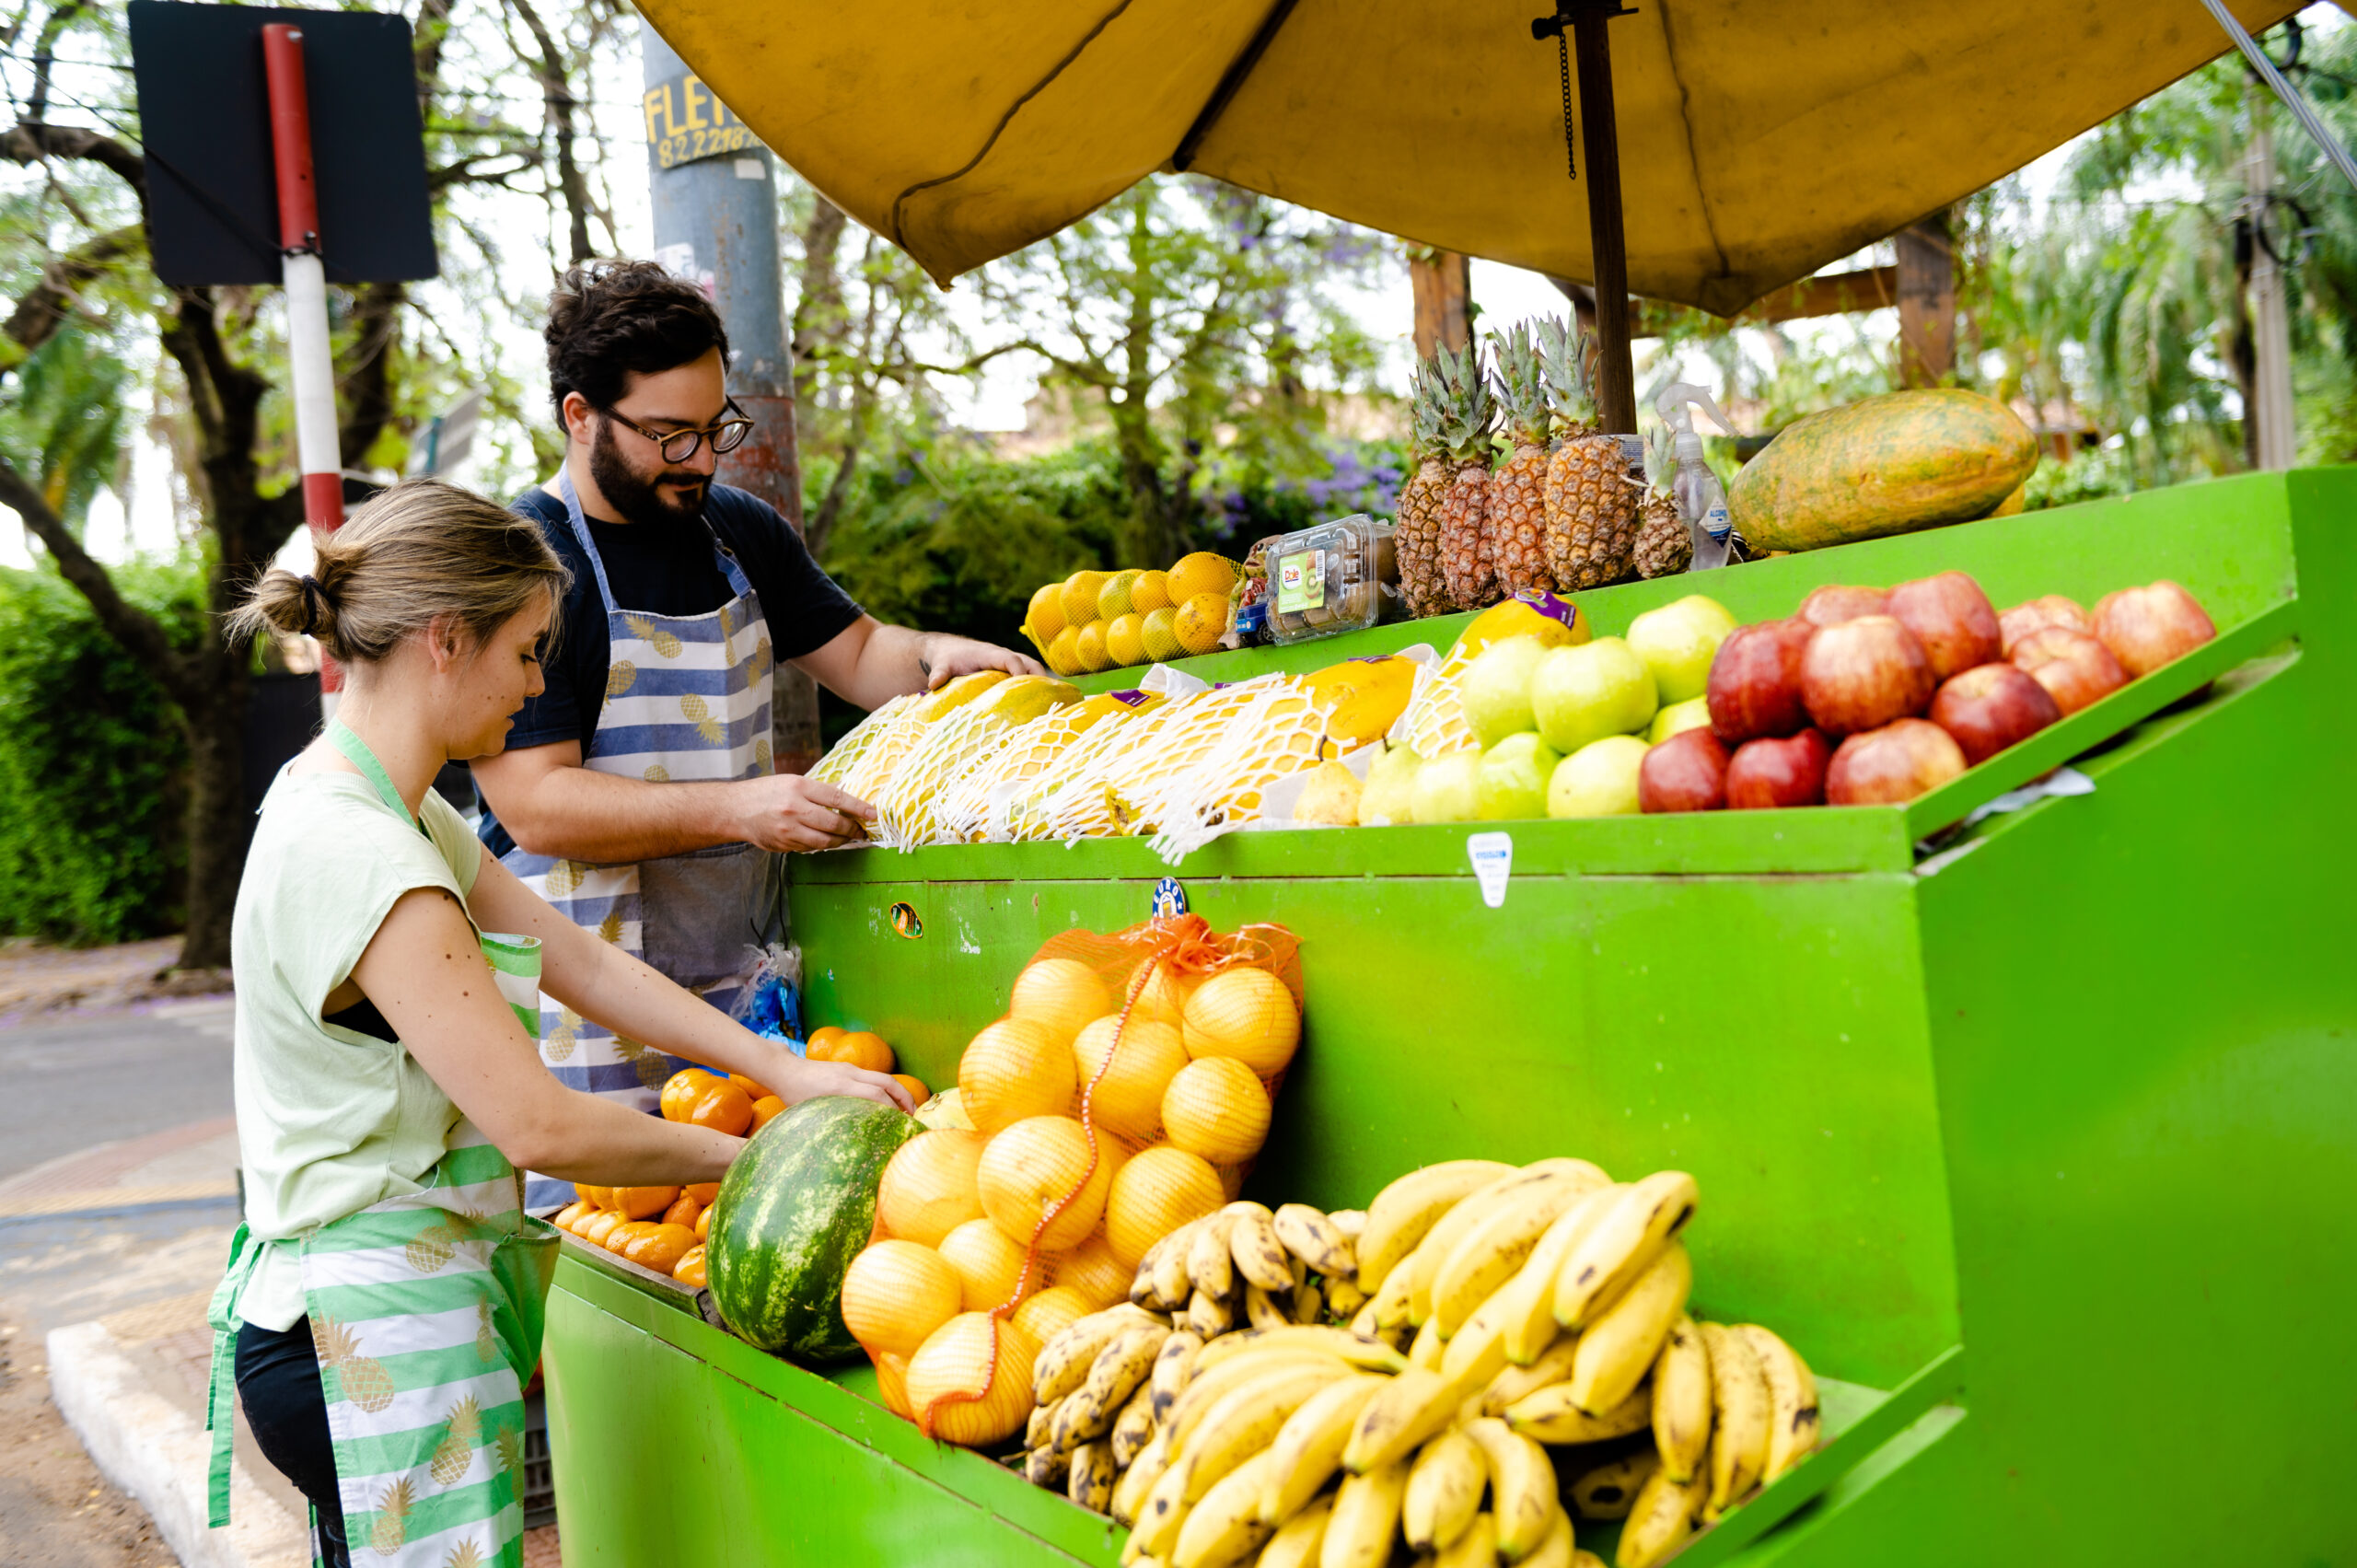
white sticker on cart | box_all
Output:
[1467,831,1513,908]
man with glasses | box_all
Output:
[472,261,1038,1174]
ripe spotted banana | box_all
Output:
[1434,1511,1497,1568]
[1258,1373,1386,1525]
[1136,1227,1190,1309]
[1432,1172,1607,1336]
[1325,1209,1366,1243]
[1356,1160,1515,1294]
[1566,1241,1690,1415]
[1617,1462,1709,1568]
[1068,1437,1115,1515]
[1151,1329,1205,1423]
[1342,1365,1459,1474]
[1371,1254,1418,1330]
[1036,1307,1155,1404]
[1551,1171,1698,1331]
[1273,1203,1355,1278]
[1155,1223,1202,1308]
[1293,1281,1326,1325]
[1061,1320,1170,1446]
[1245,1283,1291,1331]
[1253,1493,1333,1568]
[1228,1204,1295,1293]
[1188,1287,1236,1340]
[1737,1324,1820,1483]
[1133,1461,1194,1560]
[1194,1324,1403,1375]
[1504,1380,1652,1444]
[1025,1443,1067,1487]
[1320,1455,1411,1568]
[1111,1427,1171,1527]
[1190,1213,1240,1300]
[1408,1162,1603,1326]
[1178,1361,1346,1503]
[1026,1396,1061,1451]
[1167,1349,1346,1452]
[1170,1448,1272,1568]
[1568,1449,1657,1519]
[1479,1335,1581,1418]
[1461,1416,1558,1562]
[1402,1427,1488,1551]
[1111,1378,1157,1468]
[1497,1184,1623,1365]
[1326,1278,1369,1318]
[1519,1508,1583,1568]
[1652,1316,1713,1483]
[1701,1321,1771,1518]
[1437,1287,1515,1395]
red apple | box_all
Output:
[2011,626,2129,715]
[1997,594,2089,658]
[1826,718,1967,806]
[1887,571,2002,680]
[1707,618,1817,745]
[2091,580,2217,677]
[1725,728,1832,808]
[1797,584,1890,627]
[1800,614,1937,736]
[1639,726,1731,813]
[1929,662,2062,765]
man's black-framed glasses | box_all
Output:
[602,398,755,463]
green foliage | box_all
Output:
[0,329,130,537]
[0,559,207,946]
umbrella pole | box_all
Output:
[1571,5,1637,434]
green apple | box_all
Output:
[1626,595,1737,705]
[1357,742,1422,826]
[1531,636,1659,754]
[1477,731,1562,820]
[1457,634,1550,746]
[1410,749,1483,824]
[1648,695,1713,745]
[1548,734,1652,818]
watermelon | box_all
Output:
[1729,389,2038,553]
[707,1095,922,1363]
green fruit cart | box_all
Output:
[540,468,2356,1565]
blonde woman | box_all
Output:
[203,479,909,1568]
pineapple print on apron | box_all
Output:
[502,470,779,1213]
[206,722,560,1568]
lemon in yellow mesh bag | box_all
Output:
[1097,569,1144,621]
[1074,621,1112,673]
[1104,611,1148,668]
[1059,570,1110,627]
[1131,569,1174,613]
[1141,606,1184,662]
[1173,592,1228,656]
[1167,552,1241,603]
[1021,581,1067,658]
[1044,624,1084,676]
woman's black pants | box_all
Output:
[234,1317,351,1568]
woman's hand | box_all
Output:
[782,1054,914,1113]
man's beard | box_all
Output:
[587,416,709,525]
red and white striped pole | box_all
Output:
[261,24,344,703]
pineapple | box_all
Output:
[614,1036,674,1090]
[429,1395,482,1485]
[476,1300,499,1363]
[406,1213,462,1274]
[1487,322,1555,596]
[315,1316,396,1413]
[1633,425,1692,578]
[1538,317,1641,589]
[1433,341,1499,610]
[445,1540,487,1568]
[1393,355,1451,618]
[370,1476,415,1555]
[544,1007,578,1063]
[494,1423,527,1481]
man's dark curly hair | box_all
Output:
[544,260,731,419]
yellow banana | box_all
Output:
[1519,1509,1581,1568]
[1168,1350,1346,1452]
[1229,1205,1295,1293]
[1497,1185,1624,1365]
[1152,1329,1206,1423]
[1025,1444,1067,1487]
[1292,1281,1326,1326]
[1371,1254,1418,1330]
[1194,1325,1405,1376]
[1616,1463,1708,1568]
[1189,1287,1237,1340]
[1255,1493,1333,1568]
[1112,1378,1158,1467]
[1402,1428,1488,1551]
[1190,1213,1241,1300]
[1406,1316,1446,1370]
[1112,1427,1172,1527]
[1245,1283,1292,1331]
[1479,1335,1581,1418]
[1651,1317,1713,1484]
[1178,1362,1347,1503]
[1700,1321,1771,1519]
[1155,1221,1203,1308]
[1567,1449,1657,1519]
[1342,1365,1458,1475]
[1136,1227,1188,1309]
[1565,1241,1690,1416]
[1026,1396,1061,1451]
[1319,1455,1411,1568]
[1069,1437,1116,1515]
[1061,1320,1170,1446]
[1407,1162,1602,1327]
[1037,1307,1156,1404]
[1326,1209,1366,1243]
[1736,1324,1820,1484]
[1171,1449,1273,1568]
[1436,1288,1514,1395]
[1273,1204,1356,1278]
[1260,1373,1386,1524]
[1356,1160,1515,1294]
[1432,1172,1607,1336]
[1504,1381,1652,1444]
[1326,1278,1369,1318]
[1434,1511,1496,1568]
[1460,1417,1557,1562]
[1551,1171,1698,1331]
[1134,1455,1194,1559]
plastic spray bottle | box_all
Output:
[1654,383,1736,571]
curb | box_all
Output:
[47,1319,311,1568]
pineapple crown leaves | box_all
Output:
[1646,424,1676,498]
[1432,341,1497,464]
[1488,321,1551,447]
[1536,313,1597,429]
[1407,354,1445,456]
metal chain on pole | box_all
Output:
[2199,0,2357,195]
[1550,12,1576,180]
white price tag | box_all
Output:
[1467,831,1514,909]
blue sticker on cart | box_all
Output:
[1151,877,1189,918]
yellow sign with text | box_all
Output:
[643,72,762,170]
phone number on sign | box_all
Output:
[652,124,761,169]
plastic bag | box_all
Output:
[726,942,805,1047]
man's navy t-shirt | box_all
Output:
[475,482,864,858]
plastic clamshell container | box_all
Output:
[1260,513,1397,644]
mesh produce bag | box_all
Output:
[1397,591,1589,760]
[1056,677,1289,843]
[1147,678,1329,863]
[867,683,1080,849]
[935,693,1157,844]
[807,692,917,789]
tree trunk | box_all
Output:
[1409,249,1472,361]
[175,674,247,970]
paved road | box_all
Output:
[0,1000,235,1185]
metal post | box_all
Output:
[2245,109,2297,470]
[641,24,820,772]
[262,22,343,703]
[1570,7,1637,436]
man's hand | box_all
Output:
[922,632,1045,690]
[732,773,877,854]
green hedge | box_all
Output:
[0,560,206,946]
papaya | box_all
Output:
[1729,389,2037,553]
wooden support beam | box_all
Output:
[1896,214,1956,386]
[1736,266,1898,325]
[1410,249,1473,360]
[1572,6,1637,434]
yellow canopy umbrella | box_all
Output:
[642,0,2298,317]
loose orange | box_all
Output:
[894,1073,930,1104]
[684,1079,754,1136]
[573,1210,622,1247]
[749,1094,786,1132]
[733,1074,773,1101]
[660,1193,702,1229]
[604,1219,656,1255]
[694,1206,712,1241]
[660,1069,720,1122]
[575,1184,612,1211]
[806,1025,847,1056]
[551,1201,588,1233]
[622,1222,697,1275]
[672,1245,708,1289]
[833,1031,896,1074]
[611,1185,680,1220]
[683,1182,720,1205]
